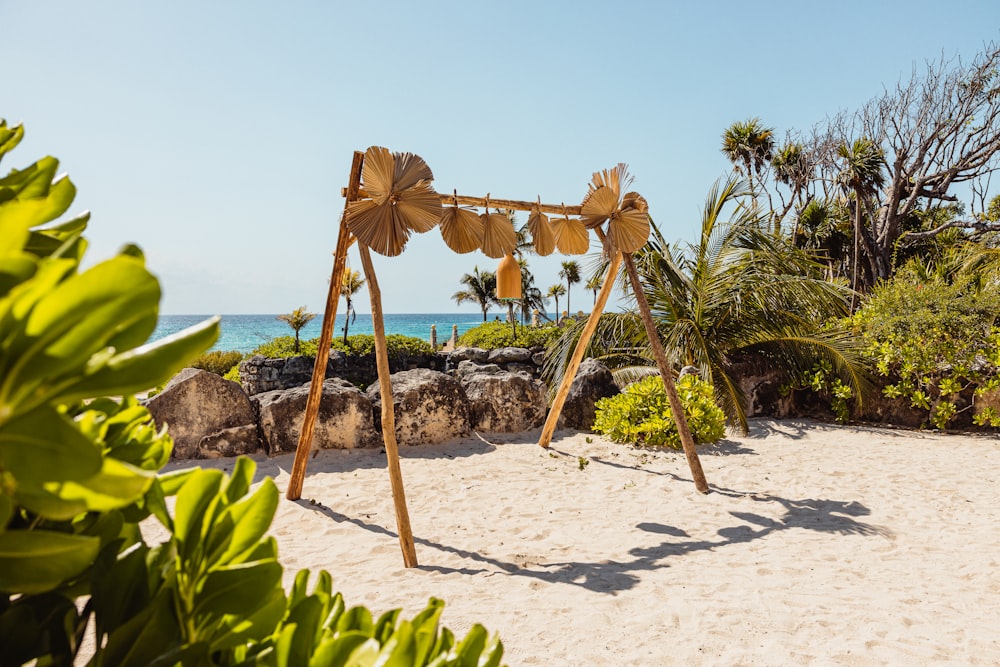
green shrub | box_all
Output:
[223,364,241,383]
[0,123,505,665]
[593,374,726,448]
[191,349,244,375]
[331,333,433,358]
[457,321,562,349]
[251,334,319,358]
[850,264,1000,429]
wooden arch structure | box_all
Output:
[286,147,710,567]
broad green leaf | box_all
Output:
[157,467,199,496]
[213,478,278,566]
[0,157,58,203]
[411,599,444,665]
[0,405,101,484]
[0,529,99,594]
[372,621,416,667]
[44,456,155,512]
[275,595,323,667]
[225,455,255,503]
[0,253,37,296]
[478,633,505,667]
[98,589,182,667]
[208,586,286,652]
[144,478,174,531]
[173,468,224,555]
[374,608,402,644]
[341,638,381,667]
[0,174,76,230]
[453,624,488,667]
[313,631,371,667]
[193,560,283,623]
[0,121,24,159]
[337,605,374,635]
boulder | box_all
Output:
[461,369,547,432]
[557,358,620,430]
[254,378,380,454]
[145,368,260,459]
[487,346,532,365]
[197,425,262,459]
[367,369,470,445]
[454,359,503,379]
[449,347,490,363]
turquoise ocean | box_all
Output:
[150,313,490,354]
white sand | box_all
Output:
[167,419,1000,665]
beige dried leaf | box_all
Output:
[551,215,590,255]
[607,208,650,254]
[527,209,556,256]
[622,191,648,213]
[346,198,408,257]
[580,186,618,229]
[396,182,443,233]
[440,206,484,254]
[480,212,517,258]
[393,151,434,191]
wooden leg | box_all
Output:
[621,253,710,494]
[286,150,364,501]
[358,245,418,568]
[538,250,623,448]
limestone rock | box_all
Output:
[449,347,490,363]
[367,369,470,445]
[254,378,380,454]
[557,358,620,430]
[145,368,259,459]
[197,425,261,459]
[487,346,532,364]
[455,359,503,379]
[461,370,547,432]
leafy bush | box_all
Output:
[331,333,433,358]
[593,374,726,448]
[251,334,319,358]
[191,349,244,376]
[0,123,505,665]
[457,321,562,349]
[850,264,1000,428]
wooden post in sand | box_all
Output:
[538,249,623,448]
[286,150,364,501]
[621,253,710,495]
[357,245,418,567]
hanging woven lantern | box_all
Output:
[496,253,521,299]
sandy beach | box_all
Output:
[163,419,1000,665]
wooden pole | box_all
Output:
[357,244,419,568]
[537,250,623,448]
[621,253,711,495]
[286,150,364,501]
[341,187,584,216]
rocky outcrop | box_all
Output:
[461,369,547,433]
[145,368,260,459]
[367,369,470,445]
[557,359,620,430]
[253,378,380,454]
[239,351,448,394]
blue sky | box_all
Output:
[3,1,998,315]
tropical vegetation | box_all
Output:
[340,268,366,343]
[276,305,316,353]
[452,266,498,321]
[456,321,562,350]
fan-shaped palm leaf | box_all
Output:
[527,209,556,256]
[480,212,517,258]
[550,215,589,255]
[345,146,442,256]
[580,165,650,253]
[440,206,484,254]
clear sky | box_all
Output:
[3,1,998,315]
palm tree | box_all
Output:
[340,268,366,344]
[559,260,581,315]
[517,258,546,324]
[453,267,498,321]
[836,137,885,305]
[721,118,775,197]
[546,283,566,317]
[547,175,869,433]
[585,272,602,305]
[276,306,316,354]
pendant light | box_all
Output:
[496,253,521,299]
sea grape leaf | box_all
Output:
[0,529,100,594]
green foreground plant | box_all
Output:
[0,122,504,666]
[457,321,562,349]
[593,374,726,449]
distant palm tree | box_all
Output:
[559,260,581,315]
[547,175,869,433]
[585,273,602,305]
[836,137,885,305]
[276,306,316,354]
[453,267,498,321]
[546,283,566,317]
[517,258,546,323]
[721,117,775,196]
[340,268,366,344]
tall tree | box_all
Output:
[547,283,566,317]
[340,268,366,344]
[559,260,581,315]
[452,267,498,321]
[836,137,886,303]
[721,117,775,197]
[517,259,546,324]
[585,273,602,305]
[276,306,316,353]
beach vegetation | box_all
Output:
[276,305,316,354]
[558,260,581,314]
[331,333,433,358]
[252,334,320,358]
[339,268,366,344]
[0,126,505,665]
[547,176,870,433]
[593,374,726,448]
[191,349,244,376]
[452,266,499,321]
[457,320,562,349]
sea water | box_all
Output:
[150,313,491,354]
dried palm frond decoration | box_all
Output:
[580,163,650,253]
[527,206,556,256]
[480,209,517,258]
[439,204,484,254]
[550,212,590,255]
[345,146,443,256]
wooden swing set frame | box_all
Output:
[285,149,710,568]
